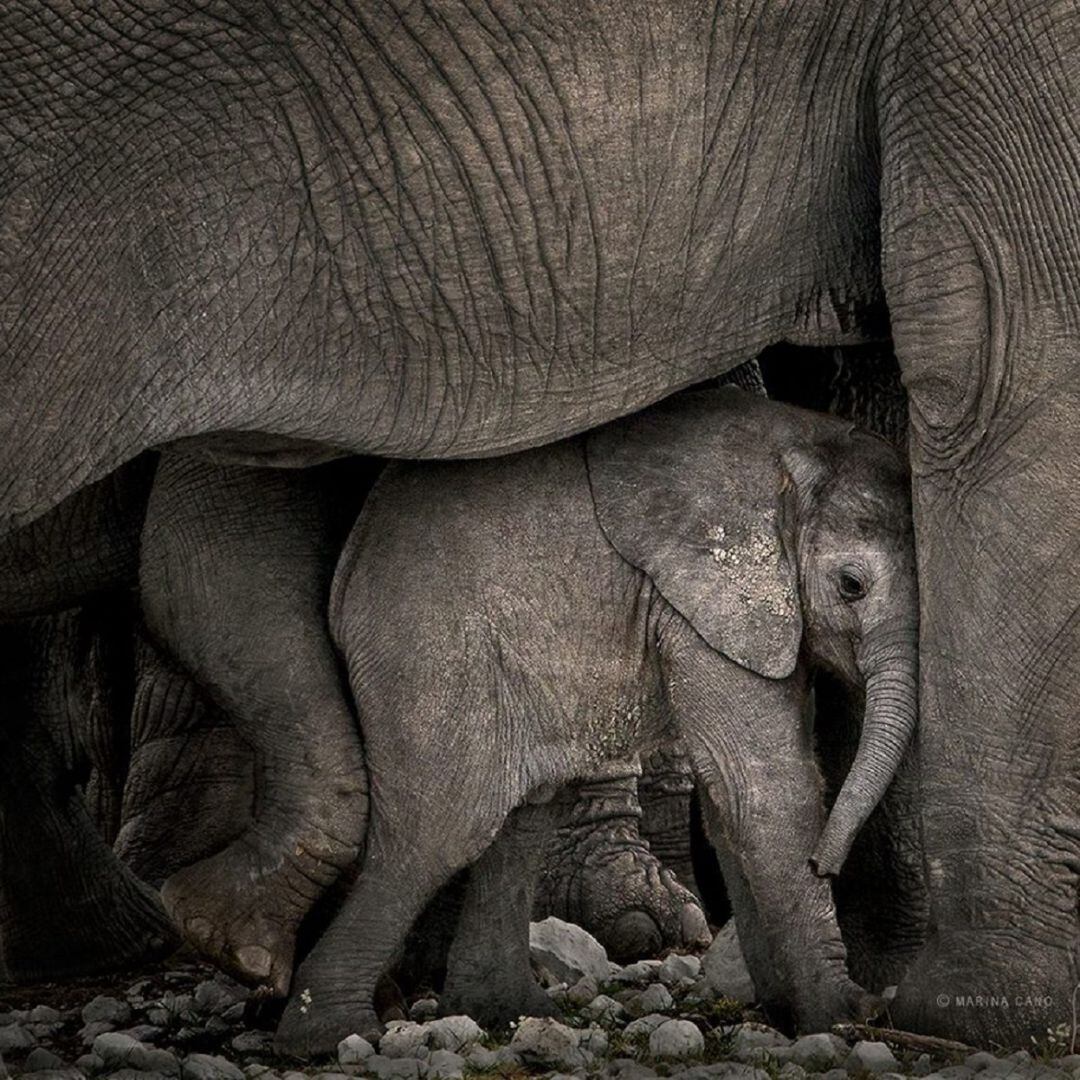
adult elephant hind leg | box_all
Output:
[140,454,370,996]
[441,799,561,1027]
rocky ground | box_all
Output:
[0,920,1076,1080]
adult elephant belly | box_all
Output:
[0,0,884,532]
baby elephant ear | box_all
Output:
[586,392,803,679]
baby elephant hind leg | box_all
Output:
[274,770,520,1059]
[441,798,561,1028]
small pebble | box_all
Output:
[425,1049,466,1079]
[634,983,674,1015]
[338,1034,377,1066]
[408,998,439,1023]
[659,954,701,986]
[611,960,663,986]
[846,1040,900,1075]
[379,1020,429,1059]
[182,1053,246,1080]
[81,996,132,1026]
[27,1006,62,1024]
[23,1047,63,1072]
[0,1024,35,1052]
[585,994,627,1023]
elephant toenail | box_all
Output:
[681,902,712,948]
[186,917,213,942]
[236,944,274,979]
[608,910,663,962]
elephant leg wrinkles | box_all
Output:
[140,453,373,996]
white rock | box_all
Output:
[380,1021,430,1059]
[338,1034,376,1066]
[425,1049,465,1079]
[465,1046,497,1071]
[0,1025,34,1052]
[92,1033,142,1069]
[82,996,132,1027]
[79,1021,112,1046]
[529,917,609,985]
[847,1042,900,1075]
[366,1056,421,1080]
[566,976,600,1007]
[611,960,663,987]
[634,983,674,1015]
[27,1007,61,1025]
[409,999,440,1023]
[425,1016,485,1052]
[648,1019,704,1060]
[23,1048,63,1072]
[74,1053,104,1076]
[509,1017,588,1070]
[700,921,756,1003]
[585,994,627,1023]
[659,954,701,986]
[624,1014,671,1038]
[783,1034,848,1071]
[580,1026,609,1058]
[731,1023,792,1062]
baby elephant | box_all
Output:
[275,387,918,1056]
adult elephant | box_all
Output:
[3,0,1078,1045]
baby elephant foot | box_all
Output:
[442,972,558,1030]
[274,992,381,1061]
[162,825,360,996]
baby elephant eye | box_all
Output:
[837,570,868,602]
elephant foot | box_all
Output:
[790,980,883,1034]
[537,770,710,961]
[274,994,381,1061]
[162,822,360,996]
[598,850,711,961]
[442,970,557,1029]
[1,860,179,984]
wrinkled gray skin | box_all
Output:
[763,344,928,991]
[0,448,705,988]
[0,458,179,981]
[0,602,178,983]
[273,388,919,1055]
[4,2,1079,1045]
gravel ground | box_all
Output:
[1,929,1078,1080]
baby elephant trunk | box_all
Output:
[811,624,919,877]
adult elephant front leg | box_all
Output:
[140,454,370,996]
[881,1,1080,1044]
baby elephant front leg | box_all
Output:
[442,798,561,1027]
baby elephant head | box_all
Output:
[587,386,918,878]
